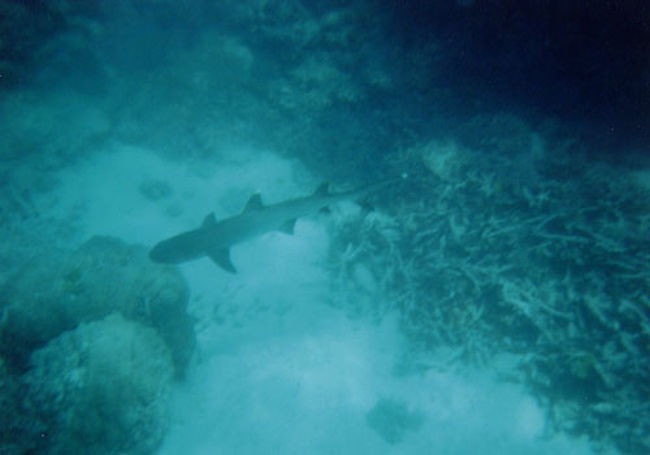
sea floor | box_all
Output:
[31,143,606,454]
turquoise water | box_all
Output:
[1,2,648,454]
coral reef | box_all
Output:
[0,90,110,163]
[0,235,194,378]
[0,357,27,455]
[20,314,173,454]
[329,129,650,453]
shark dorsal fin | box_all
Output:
[314,183,329,197]
[202,213,217,228]
[244,193,264,212]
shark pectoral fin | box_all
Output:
[202,213,218,228]
[208,248,237,273]
[313,183,329,196]
[244,193,264,212]
[280,218,296,235]
[359,200,374,216]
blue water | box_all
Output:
[1,1,648,454]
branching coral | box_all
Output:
[327,135,650,453]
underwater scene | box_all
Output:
[1,1,649,454]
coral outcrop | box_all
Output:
[21,314,173,454]
[0,235,195,378]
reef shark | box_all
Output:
[149,180,396,272]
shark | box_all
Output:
[149,180,397,272]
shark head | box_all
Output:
[149,237,183,263]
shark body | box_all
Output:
[149,181,393,272]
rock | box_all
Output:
[139,179,173,201]
[365,397,425,445]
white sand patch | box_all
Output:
[38,144,313,247]
[179,216,333,360]
[159,308,599,455]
